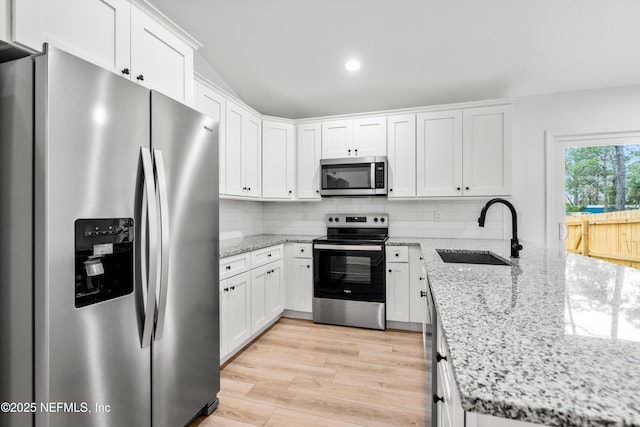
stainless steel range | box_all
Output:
[312,213,389,330]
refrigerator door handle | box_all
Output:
[153,149,170,341]
[140,147,160,348]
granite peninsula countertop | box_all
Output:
[390,237,640,427]
[220,234,317,258]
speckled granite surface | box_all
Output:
[220,234,317,257]
[391,238,640,427]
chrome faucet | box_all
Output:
[478,198,523,258]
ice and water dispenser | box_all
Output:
[74,218,134,308]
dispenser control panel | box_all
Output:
[74,218,134,308]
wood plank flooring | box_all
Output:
[190,318,430,427]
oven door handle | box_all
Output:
[314,244,383,251]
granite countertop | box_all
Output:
[220,234,317,258]
[403,238,640,427]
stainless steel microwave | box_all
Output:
[319,156,388,196]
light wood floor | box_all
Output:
[190,317,429,427]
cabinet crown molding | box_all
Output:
[132,0,203,50]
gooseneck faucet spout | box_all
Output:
[478,198,523,258]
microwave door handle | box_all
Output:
[370,163,376,189]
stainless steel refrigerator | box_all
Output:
[0,45,220,427]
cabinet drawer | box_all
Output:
[220,252,251,280]
[386,246,408,262]
[293,243,312,258]
[251,244,283,268]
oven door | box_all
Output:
[313,243,385,302]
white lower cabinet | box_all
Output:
[386,246,410,322]
[291,258,313,312]
[251,260,283,334]
[219,244,284,363]
[219,271,251,360]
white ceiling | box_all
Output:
[150,0,640,119]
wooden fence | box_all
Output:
[566,209,640,269]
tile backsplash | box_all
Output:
[222,197,509,240]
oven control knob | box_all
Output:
[380,217,385,223]
[374,217,378,222]
[328,217,333,222]
[334,217,340,222]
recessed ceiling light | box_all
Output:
[345,59,361,71]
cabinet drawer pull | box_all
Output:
[419,276,425,281]
[225,265,231,270]
[121,68,130,75]
[465,186,470,190]
[307,265,310,268]
[420,290,427,298]
[433,394,444,404]
[388,269,392,273]
[436,351,448,363]
[230,286,235,290]
[136,74,144,81]
[268,253,272,257]
[223,287,229,292]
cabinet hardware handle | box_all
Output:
[437,352,448,363]
[420,290,427,298]
[316,190,319,193]
[267,253,272,257]
[136,74,144,81]
[288,190,292,194]
[121,68,130,75]
[354,149,358,155]
[420,257,423,260]
[224,287,229,292]
[247,187,251,191]
[242,186,247,191]
[465,186,470,190]
[457,187,461,191]
[390,188,393,192]
[388,269,392,273]
[307,265,310,268]
[433,394,444,404]
[395,253,399,257]
[225,266,231,270]
[301,249,304,252]
[230,286,235,290]
[419,277,425,281]
[347,149,351,155]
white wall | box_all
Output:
[194,51,241,99]
[512,84,640,245]
[263,198,507,239]
[219,199,263,239]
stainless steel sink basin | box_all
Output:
[436,249,511,266]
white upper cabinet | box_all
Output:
[12,0,197,105]
[321,120,352,158]
[225,101,244,197]
[262,121,296,200]
[462,105,512,196]
[321,116,387,159]
[296,123,322,199]
[194,81,226,194]
[353,116,387,157]
[387,114,416,198]
[130,4,194,104]
[13,0,131,73]
[244,111,262,198]
[416,110,463,197]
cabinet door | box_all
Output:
[292,258,313,312]
[462,105,512,196]
[416,110,462,197]
[251,265,268,334]
[14,0,130,74]
[297,123,322,199]
[353,116,387,157]
[243,111,262,198]
[387,115,416,198]
[386,263,410,322]
[227,272,252,353]
[195,82,226,194]
[225,101,244,196]
[130,5,193,104]
[265,261,283,320]
[219,279,229,359]
[262,121,295,199]
[321,120,353,158]
[409,247,425,324]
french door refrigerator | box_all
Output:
[0,45,220,427]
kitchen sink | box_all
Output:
[436,249,511,266]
